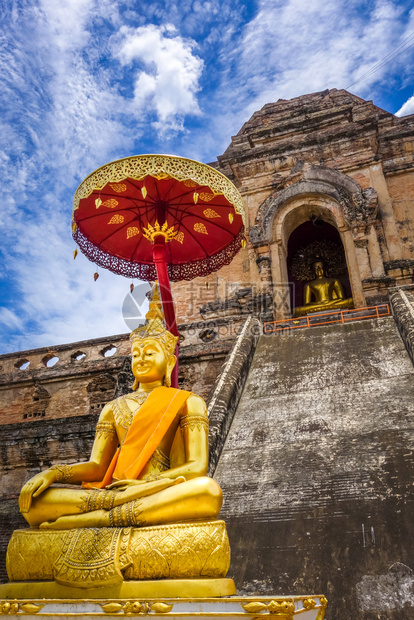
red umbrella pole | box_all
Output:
[152,236,179,388]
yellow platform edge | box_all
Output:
[0,578,237,599]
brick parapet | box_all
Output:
[0,317,245,425]
[389,284,414,366]
[207,316,261,475]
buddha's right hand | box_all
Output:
[19,470,57,513]
[109,477,186,505]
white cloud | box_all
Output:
[0,308,23,331]
[36,0,134,183]
[186,0,413,161]
[396,94,414,117]
[114,24,203,131]
[3,209,138,352]
[237,0,402,91]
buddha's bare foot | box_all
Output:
[39,510,109,530]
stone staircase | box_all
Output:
[214,315,414,620]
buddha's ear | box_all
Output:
[164,354,177,388]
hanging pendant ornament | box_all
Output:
[94,272,99,282]
[73,249,78,260]
[130,282,134,293]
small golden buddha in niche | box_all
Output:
[294,259,353,317]
[19,289,222,530]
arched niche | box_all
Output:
[268,195,366,317]
[287,219,352,311]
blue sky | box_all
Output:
[1,0,414,354]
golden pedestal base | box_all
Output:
[294,298,354,317]
[0,578,236,599]
[4,520,233,597]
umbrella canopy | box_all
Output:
[72,154,245,282]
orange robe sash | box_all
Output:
[83,387,191,489]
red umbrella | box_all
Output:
[72,154,246,387]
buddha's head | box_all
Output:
[312,259,326,279]
[129,285,178,389]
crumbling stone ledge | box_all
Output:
[207,316,261,475]
[389,285,414,366]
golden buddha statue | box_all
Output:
[294,259,353,317]
[2,287,234,597]
[19,291,221,531]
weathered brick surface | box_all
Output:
[214,317,414,619]
[208,316,261,475]
[171,89,414,323]
[0,319,240,425]
[0,413,99,582]
[389,284,414,365]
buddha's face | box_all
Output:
[131,338,169,384]
[313,261,325,278]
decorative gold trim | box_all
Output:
[50,464,73,483]
[73,155,245,223]
[200,194,215,203]
[0,601,44,615]
[194,223,208,235]
[126,227,140,239]
[150,602,173,613]
[110,183,127,193]
[102,199,118,209]
[108,214,125,225]
[180,413,209,433]
[203,208,220,218]
[142,221,178,243]
[95,421,117,439]
[0,593,327,616]
[242,599,295,617]
[100,601,173,615]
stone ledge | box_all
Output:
[0,593,327,618]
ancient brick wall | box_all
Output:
[0,334,129,425]
[0,317,242,426]
[214,316,414,619]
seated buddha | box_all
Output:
[294,259,353,317]
[18,292,222,531]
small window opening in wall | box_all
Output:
[42,354,59,368]
[72,351,86,362]
[15,359,30,370]
[101,345,117,358]
[23,414,27,419]
[46,356,59,367]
